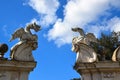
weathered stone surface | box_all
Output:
[72,43,97,63]
[112,46,120,61]
[10,23,41,61]
[74,61,120,80]
[0,60,36,80]
[71,27,98,63]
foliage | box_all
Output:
[90,31,120,60]
[71,78,81,80]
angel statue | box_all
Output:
[10,23,41,61]
[71,27,98,63]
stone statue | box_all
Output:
[71,27,97,63]
[10,23,41,61]
[112,46,120,61]
[112,31,120,61]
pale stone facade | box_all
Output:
[0,60,36,80]
[71,27,120,80]
[0,23,40,80]
[74,61,120,80]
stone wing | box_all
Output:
[10,28,25,42]
[85,33,97,43]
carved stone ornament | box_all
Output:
[112,46,120,61]
[10,23,41,61]
[0,72,6,80]
[71,27,97,63]
[103,72,114,78]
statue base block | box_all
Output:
[74,61,120,80]
[0,60,36,80]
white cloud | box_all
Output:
[28,0,59,26]
[26,18,39,25]
[64,0,109,25]
[47,0,120,47]
[110,0,120,9]
[108,17,120,32]
[48,19,76,47]
[27,0,120,47]
[86,17,120,37]
[84,16,120,38]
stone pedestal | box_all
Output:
[74,61,120,80]
[0,60,36,80]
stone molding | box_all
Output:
[0,60,36,80]
[74,61,120,80]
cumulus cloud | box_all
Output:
[110,0,120,9]
[48,19,77,47]
[108,17,120,32]
[27,0,120,47]
[47,0,120,47]
[26,18,38,25]
[28,0,59,26]
[84,17,120,37]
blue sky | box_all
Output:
[0,0,120,80]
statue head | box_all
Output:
[26,22,41,32]
[32,22,41,32]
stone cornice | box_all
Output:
[0,60,36,72]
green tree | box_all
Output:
[91,31,120,60]
[71,78,81,80]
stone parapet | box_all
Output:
[0,60,36,80]
[74,61,120,80]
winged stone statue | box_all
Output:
[10,23,41,61]
[71,27,97,63]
